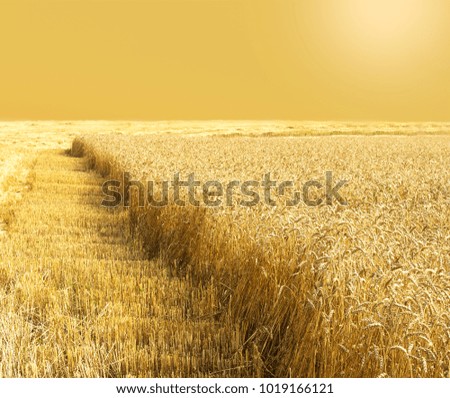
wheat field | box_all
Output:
[0,121,449,377]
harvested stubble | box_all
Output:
[73,134,450,377]
[0,150,249,377]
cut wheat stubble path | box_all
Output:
[0,150,246,377]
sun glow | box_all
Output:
[288,0,448,116]
[0,0,449,120]
[337,0,440,56]
[315,0,447,71]
[347,1,424,41]
[293,0,444,61]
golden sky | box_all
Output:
[0,0,449,121]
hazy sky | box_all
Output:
[0,0,449,121]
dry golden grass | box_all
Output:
[74,132,449,377]
[0,122,449,378]
[0,151,251,377]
